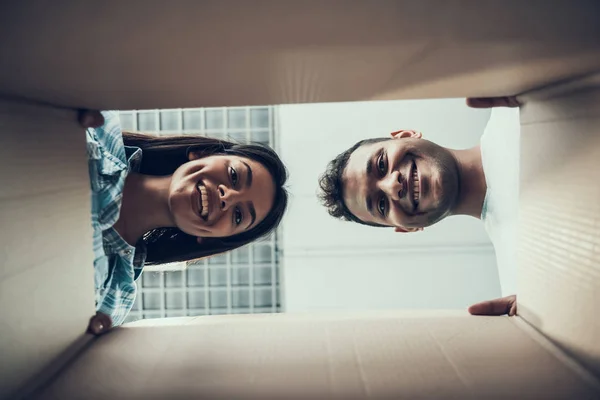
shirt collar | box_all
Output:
[125,145,143,173]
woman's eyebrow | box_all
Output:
[246,202,256,229]
[242,161,252,188]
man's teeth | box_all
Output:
[412,168,420,202]
[198,184,209,218]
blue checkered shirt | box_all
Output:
[87,111,146,326]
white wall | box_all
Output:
[279,98,501,312]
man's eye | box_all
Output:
[377,154,386,175]
[234,207,243,226]
[230,167,238,186]
[378,197,386,216]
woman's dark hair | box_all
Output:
[122,131,288,265]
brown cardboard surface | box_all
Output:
[0,99,96,399]
[0,0,599,110]
[32,312,599,400]
[1,2,599,398]
[518,80,600,378]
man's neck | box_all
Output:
[113,173,176,245]
[449,145,487,219]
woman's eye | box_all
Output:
[377,154,386,175]
[230,167,238,186]
[378,197,386,216]
[234,207,243,226]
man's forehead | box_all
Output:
[346,141,380,172]
[342,141,382,221]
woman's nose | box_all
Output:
[218,184,238,211]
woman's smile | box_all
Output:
[196,182,210,220]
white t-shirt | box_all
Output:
[480,107,521,297]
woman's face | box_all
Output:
[168,151,276,239]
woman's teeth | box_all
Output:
[198,184,209,218]
[412,168,420,203]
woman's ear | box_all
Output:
[188,149,202,161]
[390,130,422,139]
[394,226,423,233]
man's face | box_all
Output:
[342,132,460,230]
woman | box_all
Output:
[79,110,288,335]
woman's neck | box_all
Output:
[113,173,176,245]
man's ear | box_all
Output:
[394,226,423,233]
[390,130,422,139]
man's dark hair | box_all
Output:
[318,137,389,227]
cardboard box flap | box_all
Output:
[518,79,600,379]
[1,1,600,110]
[33,312,600,400]
[0,99,95,399]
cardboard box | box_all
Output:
[0,1,599,399]
[1,0,600,109]
[518,75,600,380]
[0,100,96,400]
[27,312,600,399]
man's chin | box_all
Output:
[421,206,452,227]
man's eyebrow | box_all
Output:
[364,148,382,219]
[366,147,384,177]
[242,161,253,188]
[247,202,256,229]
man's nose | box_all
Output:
[379,171,403,201]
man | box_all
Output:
[318,97,520,316]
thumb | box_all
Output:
[468,295,517,316]
[87,312,113,335]
[78,109,105,129]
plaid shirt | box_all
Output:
[87,111,146,326]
